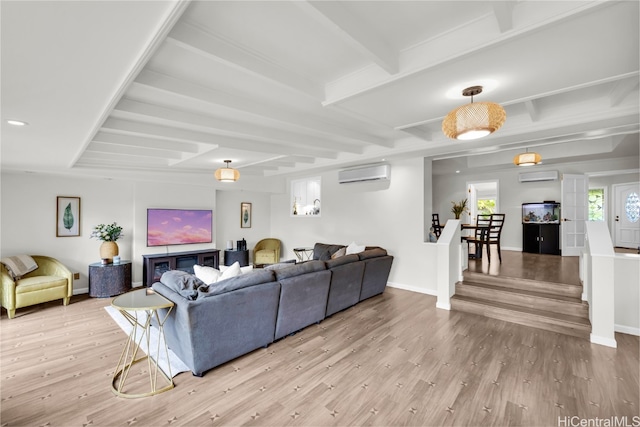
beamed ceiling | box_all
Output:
[1,1,638,186]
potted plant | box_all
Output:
[451,199,468,219]
[90,222,123,262]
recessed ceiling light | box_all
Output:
[455,170,461,174]
[6,119,28,126]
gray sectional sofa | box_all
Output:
[152,243,393,376]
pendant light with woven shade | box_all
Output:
[442,86,506,140]
[215,160,240,182]
[513,149,542,166]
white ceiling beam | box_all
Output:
[113,98,363,154]
[86,141,183,159]
[323,1,606,106]
[166,21,323,99]
[525,100,540,122]
[133,70,387,147]
[492,1,515,33]
[609,78,640,107]
[101,118,339,160]
[92,131,201,153]
[293,1,398,75]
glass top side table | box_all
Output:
[111,288,175,398]
[293,247,314,262]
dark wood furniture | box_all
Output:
[462,215,491,259]
[522,202,561,255]
[224,249,249,267]
[142,249,219,288]
[431,214,443,238]
[89,261,132,297]
[523,223,560,255]
[464,214,506,263]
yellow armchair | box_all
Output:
[253,238,281,266]
[1,255,73,319]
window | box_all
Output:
[291,177,321,216]
[588,188,605,221]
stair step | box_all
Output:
[462,271,582,298]
[456,281,588,318]
[451,294,591,339]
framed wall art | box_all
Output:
[56,196,81,237]
[241,202,252,228]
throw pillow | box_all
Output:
[220,264,254,275]
[219,261,241,281]
[345,241,365,255]
[193,265,221,284]
[331,247,346,259]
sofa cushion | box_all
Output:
[358,248,388,260]
[160,270,205,300]
[219,262,241,281]
[272,260,326,281]
[220,264,254,275]
[15,276,67,293]
[1,255,38,279]
[325,253,360,269]
[197,269,276,298]
[313,243,345,260]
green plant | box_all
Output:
[451,199,468,219]
[90,222,123,242]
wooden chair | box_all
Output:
[466,214,506,263]
[431,214,443,238]
[464,214,491,259]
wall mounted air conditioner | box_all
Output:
[338,164,390,184]
[518,170,559,182]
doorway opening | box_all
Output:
[466,180,499,224]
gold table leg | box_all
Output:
[112,307,174,398]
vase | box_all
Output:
[100,241,119,263]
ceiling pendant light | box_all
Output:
[514,149,542,166]
[442,85,506,140]
[214,160,240,182]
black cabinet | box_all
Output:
[142,249,219,287]
[523,223,560,255]
[224,250,249,267]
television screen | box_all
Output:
[147,208,213,247]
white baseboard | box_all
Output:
[73,287,88,295]
[615,324,640,336]
[387,282,437,296]
[590,333,618,348]
[435,301,451,311]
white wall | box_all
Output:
[0,172,220,292]
[216,189,271,264]
[433,157,640,251]
[270,157,439,294]
[1,172,135,293]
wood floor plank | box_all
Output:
[1,283,638,426]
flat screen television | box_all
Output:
[147,208,213,247]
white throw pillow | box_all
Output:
[345,241,365,255]
[220,264,254,275]
[193,264,221,284]
[219,261,241,281]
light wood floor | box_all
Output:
[1,260,638,426]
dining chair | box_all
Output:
[431,214,443,238]
[464,214,491,259]
[469,214,506,263]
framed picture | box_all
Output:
[241,202,252,228]
[56,196,81,237]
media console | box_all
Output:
[142,249,220,288]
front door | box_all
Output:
[613,182,640,249]
[561,174,588,256]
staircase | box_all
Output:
[451,271,591,339]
